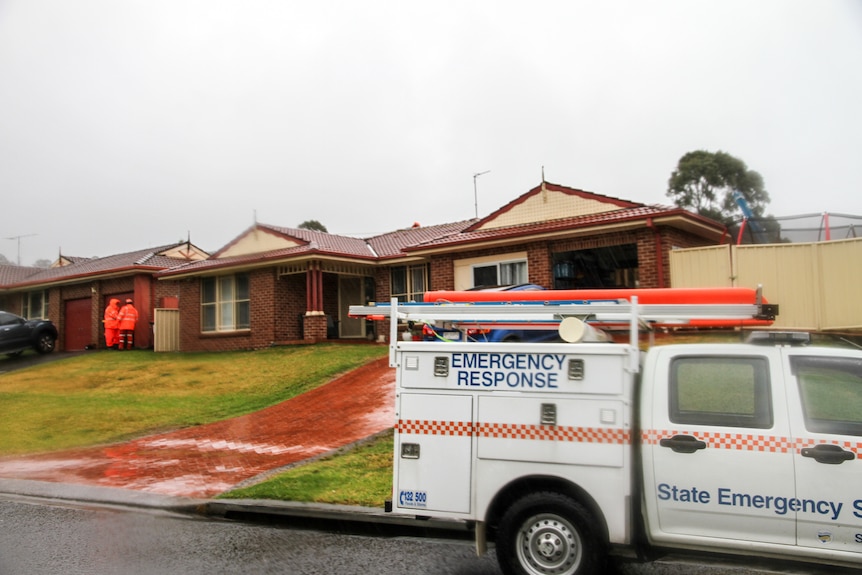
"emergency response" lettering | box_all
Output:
[451,353,566,389]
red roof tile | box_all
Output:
[2,243,204,289]
[158,221,476,277]
[406,204,717,251]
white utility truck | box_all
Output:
[350,291,862,575]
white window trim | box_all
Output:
[201,274,250,333]
[453,252,528,290]
[23,290,48,319]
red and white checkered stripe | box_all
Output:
[477,422,630,443]
[396,419,474,436]
[642,429,862,455]
[396,419,629,444]
[396,422,862,456]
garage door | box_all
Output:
[64,298,92,351]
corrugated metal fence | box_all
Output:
[153,308,180,352]
[670,237,862,332]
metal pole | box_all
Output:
[473,170,490,219]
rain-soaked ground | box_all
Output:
[0,357,395,497]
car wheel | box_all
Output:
[34,333,56,354]
[496,492,604,575]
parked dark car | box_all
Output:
[0,311,58,356]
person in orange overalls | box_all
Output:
[117,298,139,350]
[103,298,121,349]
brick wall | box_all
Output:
[274,274,306,341]
[429,255,455,290]
[177,268,337,352]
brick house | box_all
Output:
[409,181,725,292]
[0,242,208,351]
[155,182,725,352]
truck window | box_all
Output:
[669,356,772,428]
[792,355,862,436]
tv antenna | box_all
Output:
[473,170,490,219]
[3,233,37,266]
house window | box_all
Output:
[472,259,527,287]
[201,274,250,332]
[23,290,48,319]
[552,244,638,289]
[390,264,428,302]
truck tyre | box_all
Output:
[496,492,603,575]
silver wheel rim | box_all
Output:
[516,512,582,575]
[39,335,54,352]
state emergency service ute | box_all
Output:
[350,290,862,575]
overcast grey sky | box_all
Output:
[1,0,860,265]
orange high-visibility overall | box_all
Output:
[117,302,139,350]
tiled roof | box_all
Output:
[406,204,711,251]
[1,186,724,287]
[159,221,476,277]
[0,265,43,286]
[1,243,202,289]
[256,224,375,258]
[366,220,474,259]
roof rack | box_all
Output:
[349,293,779,369]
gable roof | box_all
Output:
[469,181,641,232]
[158,220,476,278]
[404,182,725,254]
[1,242,209,290]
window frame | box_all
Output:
[390,264,429,303]
[669,355,773,429]
[22,290,48,319]
[200,273,250,333]
[792,355,862,437]
[471,258,528,288]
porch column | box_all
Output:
[304,261,326,340]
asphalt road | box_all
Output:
[0,496,853,575]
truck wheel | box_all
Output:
[496,492,603,575]
[34,333,56,354]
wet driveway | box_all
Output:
[0,357,395,498]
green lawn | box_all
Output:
[0,344,386,456]
[219,430,394,507]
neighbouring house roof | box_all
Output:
[0,264,44,286]
[52,255,93,268]
[0,242,209,290]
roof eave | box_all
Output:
[405,212,725,256]
[2,266,166,291]
[157,251,381,280]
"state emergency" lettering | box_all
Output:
[657,483,858,521]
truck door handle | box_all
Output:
[800,444,856,465]
[659,435,707,454]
